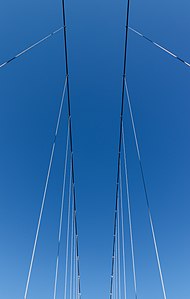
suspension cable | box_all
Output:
[64,159,73,299]
[69,197,74,299]
[129,26,190,67]
[119,167,127,299]
[122,123,138,298]
[124,78,167,299]
[23,77,67,299]
[0,27,63,69]
[53,120,70,299]
[117,196,121,299]
[110,0,131,297]
[61,0,81,297]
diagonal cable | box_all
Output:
[53,120,70,299]
[0,27,63,69]
[69,198,74,299]
[24,77,67,299]
[117,195,121,299]
[122,124,138,299]
[64,159,73,299]
[124,78,167,299]
[119,167,127,299]
[129,26,190,67]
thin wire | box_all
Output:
[122,123,138,299]
[63,160,72,299]
[60,0,82,297]
[119,167,127,299]
[53,120,70,299]
[72,224,76,299]
[110,0,131,297]
[69,205,74,299]
[24,77,67,299]
[128,26,190,68]
[115,225,118,299]
[124,78,167,299]
[0,27,63,69]
[117,197,121,299]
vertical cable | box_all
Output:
[53,120,70,299]
[109,0,131,297]
[124,79,167,299]
[119,167,127,299]
[114,252,117,299]
[117,197,121,299]
[122,124,138,298]
[24,77,67,299]
[69,205,74,299]
[63,160,72,299]
[60,0,81,297]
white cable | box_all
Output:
[75,242,78,299]
[24,77,67,299]
[122,124,138,298]
[117,198,121,299]
[53,120,70,299]
[63,161,72,299]
[69,207,74,299]
[124,79,167,299]
[119,167,127,299]
[0,27,63,68]
[128,26,190,67]
[115,226,118,299]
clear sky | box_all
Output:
[0,0,190,298]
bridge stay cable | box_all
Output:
[61,0,81,297]
[109,0,131,298]
[122,124,138,298]
[23,77,67,299]
[128,26,190,67]
[119,168,127,299]
[53,121,70,299]
[124,79,167,299]
[0,27,63,69]
[23,0,81,296]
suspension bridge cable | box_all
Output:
[64,160,73,299]
[110,0,131,297]
[61,0,81,297]
[23,77,67,299]
[124,78,167,299]
[69,200,74,299]
[113,216,118,299]
[119,167,127,299]
[53,121,70,299]
[117,196,121,299]
[128,26,190,67]
[0,27,63,69]
[122,124,138,299]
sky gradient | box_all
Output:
[0,0,190,298]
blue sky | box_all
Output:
[0,0,190,298]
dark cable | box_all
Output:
[61,1,81,297]
[109,0,132,299]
